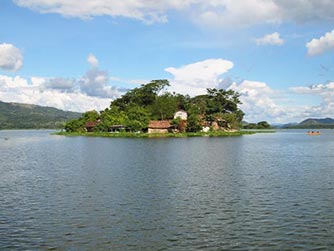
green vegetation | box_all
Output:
[243,121,272,129]
[64,79,245,134]
[0,101,81,129]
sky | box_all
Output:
[0,0,333,124]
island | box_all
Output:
[58,79,263,138]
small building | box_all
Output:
[109,125,127,133]
[85,121,98,132]
[148,120,173,134]
[174,110,188,120]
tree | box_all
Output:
[64,110,99,132]
[206,88,242,115]
[64,119,84,132]
[186,114,202,132]
[82,110,100,122]
[96,106,128,131]
[220,113,239,129]
[150,93,178,120]
[111,79,170,109]
[257,121,271,129]
[125,104,150,131]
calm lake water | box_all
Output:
[1,130,334,250]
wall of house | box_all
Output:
[148,128,169,134]
[174,111,187,120]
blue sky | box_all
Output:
[0,0,333,123]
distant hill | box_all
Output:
[282,117,334,129]
[299,118,334,126]
[0,101,81,129]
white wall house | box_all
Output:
[174,110,187,120]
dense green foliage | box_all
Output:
[64,80,244,133]
[243,121,272,129]
[0,101,81,129]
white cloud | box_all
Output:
[43,77,76,91]
[229,80,288,123]
[229,80,334,123]
[0,43,23,72]
[290,82,334,119]
[193,0,280,28]
[256,32,284,46]
[78,69,122,99]
[87,53,99,67]
[13,0,334,27]
[306,30,334,56]
[290,83,334,116]
[276,0,334,23]
[0,53,128,112]
[13,0,178,23]
[223,80,334,123]
[165,58,234,96]
[0,75,111,112]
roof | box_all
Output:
[85,121,98,128]
[148,120,172,129]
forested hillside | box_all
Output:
[0,101,81,129]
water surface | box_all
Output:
[1,130,334,250]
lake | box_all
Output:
[1,130,334,250]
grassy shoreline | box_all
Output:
[54,130,266,138]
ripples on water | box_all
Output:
[1,130,334,250]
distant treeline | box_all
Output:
[242,121,272,129]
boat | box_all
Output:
[307,131,320,135]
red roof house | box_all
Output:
[148,120,173,134]
[85,121,99,132]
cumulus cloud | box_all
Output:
[0,53,128,112]
[87,53,99,67]
[13,0,334,27]
[78,69,122,99]
[193,0,280,28]
[0,75,111,112]
[165,58,234,96]
[290,82,334,117]
[306,30,334,56]
[256,32,284,46]
[13,0,176,23]
[0,43,23,72]
[290,82,334,108]
[276,0,334,23]
[229,80,288,123]
[43,77,76,92]
[229,80,334,123]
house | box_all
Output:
[148,120,173,134]
[109,125,128,133]
[85,121,98,132]
[174,110,187,120]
